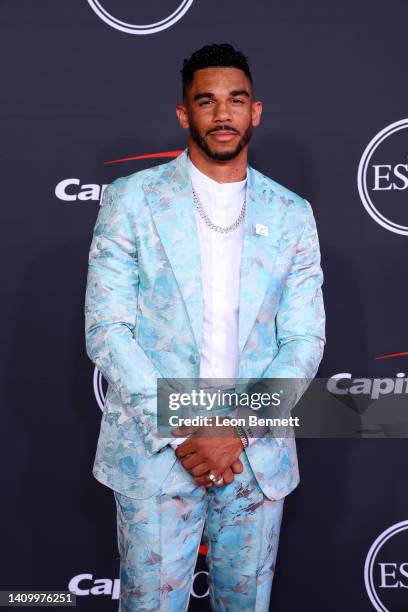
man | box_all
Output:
[85,43,325,611]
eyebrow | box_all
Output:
[193,89,250,102]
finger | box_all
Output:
[190,463,213,477]
[222,467,234,485]
[181,453,208,470]
[194,477,214,488]
[171,425,199,438]
[193,469,223,488]
[175,440,196,458]
[230,459,243,474]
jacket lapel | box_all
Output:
[144,150,204,352]
[237,166,281,353]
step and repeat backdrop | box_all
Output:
[1,1,407,611]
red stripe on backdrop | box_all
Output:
[104,150,183,165]
[375,352,408,360]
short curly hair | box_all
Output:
[181,43,253,98]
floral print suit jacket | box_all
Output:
[84,149,325,500]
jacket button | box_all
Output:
[189,355,198,364]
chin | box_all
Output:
[204,143,239,159]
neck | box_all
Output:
[187,139,248,183]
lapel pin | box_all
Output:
[255,223,269,237]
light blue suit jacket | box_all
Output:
[84,149,325,500]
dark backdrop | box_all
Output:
[1,2,407,610]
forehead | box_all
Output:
[188,66,252,95]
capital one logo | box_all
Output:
[358,119,408,235]
[365,520,408,611]
[69,569,209,599]
[86,0,195,35]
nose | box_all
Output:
[213,100,232,123]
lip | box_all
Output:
[209,131,238,142]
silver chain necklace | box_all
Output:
[192,186,246,234]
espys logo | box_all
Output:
[365,521,408,611]
[93,366,105,411]
[358,119,408,235]
[86,0,195,35]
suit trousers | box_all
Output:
[113,450,284,612]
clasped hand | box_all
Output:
[174,421,244,488]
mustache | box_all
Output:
[207,125,240,136]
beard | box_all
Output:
[189,121,253,161]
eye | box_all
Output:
[199,100,212,106]
[232,99,244,104]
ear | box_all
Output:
[251,100,262,127]
[176,104,189,129]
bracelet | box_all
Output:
[235,425,249,448]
